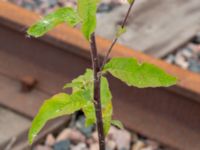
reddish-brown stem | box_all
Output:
[90,33,105,150]
[89,2,136,150]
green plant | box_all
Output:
[27,0,177,149]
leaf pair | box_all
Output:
[64,69,113,135]
[27,0,98,40]
[29,69,114,144]
[28,57,177,144]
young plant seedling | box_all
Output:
[27,0,177,149]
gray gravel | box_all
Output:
[7,0,126,15]
[33,116,174,150]
[165,33,200,73]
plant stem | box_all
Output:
[100,0,136,71]
[90,33,105,150]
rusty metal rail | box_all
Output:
[1,2,200,150]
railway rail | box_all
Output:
[1,2,200,150]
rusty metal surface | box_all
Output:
[0,2,200,150]
[0,71,49,118]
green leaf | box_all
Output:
[77,0,97,40]
[82,101,95,127]
[64,69,113,134]
[111,120,124,129]
[116,26,126,37]
[27,7,81,37]
[64,69,93,93]
[102,100,113,134]
[104,58,177,88]
[28,92,86,144]
[127,0,135,4]
[63,82,83,90]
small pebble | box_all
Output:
[86,138,94,145]
[189,60,200,73]
[141,147,154,150]
[69,129,86,143]
[71,143,88,150]
[45,134,56,147]
[97,3,113,13]
[188,43,200,53]
[91,131,98,142]
[132,141,146,150]
[181,48,193,58]
[56,128,86,143]
[34,145,53,150]
[56,129,71,142]
[108,126,131,150]
[146,140,159,150]
[90,143,99,150]
[106,140,116,150]
[174,53,189,69]
[165,54,175,64]
[54,140,70,150]
[76,116,94,138]
[132,133,139,143]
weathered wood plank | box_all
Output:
[96,0,200,57]
[0,107,30,146]
[0,116,69,150]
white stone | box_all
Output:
[182,49,193,58]
[56,128,86,143]
[45,134,56,147]
[71,143,88,150]
[146,140,159,150]
[91,131,98,142]
[90,143,99,150]
[131,141,145,150]
[175,53,189,69]
[34,145,52,150]
[69,129,86,143]
[106,140,116,150]
[56,128,71,142]
[107,126,131,150]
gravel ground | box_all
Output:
[165,33,200,73]
[33,116,174,150]
[6,0,126,15]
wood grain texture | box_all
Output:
[0,107,30,146]
[97,0,200,57]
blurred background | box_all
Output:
[0,0,200,150]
